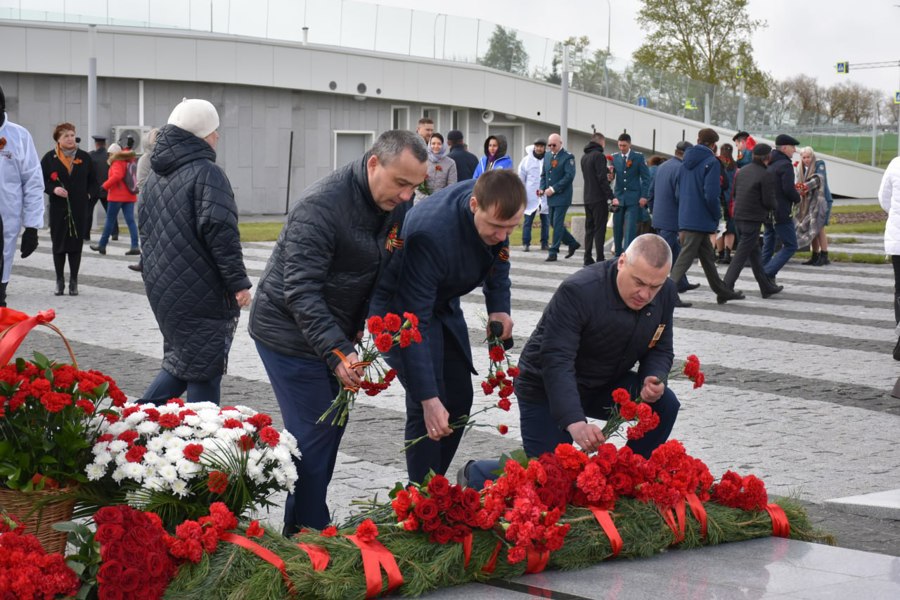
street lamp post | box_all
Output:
[603,0,611,97]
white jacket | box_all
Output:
[517,146,548,216]
[0,115,45,282]
[880,157,900,255]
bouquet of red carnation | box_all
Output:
[319,312,422,427]
[711,470,768,512]
[600,387,660,442]
[389,473,485,543]
[0,512,80,599]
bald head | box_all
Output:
[624,233,672,269]
[547,133,562,153]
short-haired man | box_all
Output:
[369,169,525,485]
[761,134,802,282]
[540,133,579,262]
[668,128,745,305]
[580,132,614,265]
[650,140,699,305]
[446,129,479,181]
[416,118,434,144]
[733,131,753,168]
[249,130,427,534]
[518,138,550,252]
[0,84,44,307]
[461,234,682,489]
[610,133,651,256]
[723,143,783,297]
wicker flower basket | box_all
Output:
[0,486,77,554]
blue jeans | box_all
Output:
[762,221,797,278]
[99,201,138,248]
[612,203,640,256]
[255,341,342,534]
[466,371,680,490]
[548,205,577,255]
[656,228,691,292]
[140,368,223,405]
[522,211,549,247]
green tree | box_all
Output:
[479,25,529,76]
[632,0,769,96]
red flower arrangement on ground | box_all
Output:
[0,513,80,599]
[320,312,422,426]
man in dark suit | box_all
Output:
[610,133,651,256]
[369,169,525,484]
[580,132,614,265]
[460,234,681,489]
[446,129,479,181]
[87,134,118,241]
[540,133,579,262]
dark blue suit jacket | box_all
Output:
[612,151,651,205]
[369,180,512,402]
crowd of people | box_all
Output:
[3,87,897,536]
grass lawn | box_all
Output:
[796,134,897,169]
[794,251,888,264]
[826,222,885,234]
[239,222,284,242]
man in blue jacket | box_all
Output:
[610,133,651,256]
[369,169,525,484]
[540,133,579,262]
[668,128,745,305]
[649,140,698,305]
[762,134,802,281]
[460,234,681,489]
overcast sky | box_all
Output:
[7,0,899,97]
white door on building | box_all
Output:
[334,131,373,169]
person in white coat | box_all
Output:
[517,140,549,251]
[879,156,900,359]
[0,84,44,307]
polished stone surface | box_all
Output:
[826,489,900,520]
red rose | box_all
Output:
[95,524,125,545]
[413,498,439,521]
[426,474,451,498]
[246,520,264,539]
[366,315,384,335]
[355,519,378,543]
[259,426,280,447]
[183,443,204,462]
[431,524,454,544]
[207,471,228,495]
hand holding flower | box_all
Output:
[640,376,665,403]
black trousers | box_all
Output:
[892,255,900,324]
[583,201,609,262]
[724,220,772,292]
[404,328,473,485]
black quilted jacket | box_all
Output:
[248,155,393,370]
[139,125,251,381]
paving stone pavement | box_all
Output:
[8,233,900,568]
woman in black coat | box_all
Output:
[40,123,96,296]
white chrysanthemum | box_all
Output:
[246,461,264,482]
[182,415,201,428]
[92,441,110,456]
[234,405,255,416]
[111,467,126,483]
[214,427,243,443]
[219,408,242,420]
[173,425,193,438]
[170,479,189,497]
[147,437,166,453]
[272,445,292,464]
[136,421,160,436]
[86,463,106,480]
[174,459,202,479]
[108,440,128,453]
[122,462,146,481]
[164,435,188,451]
[157,464,179,483]
[124,411,148,426]
[141,450,164,468]
[106,421,130,436]
[93,450,113,466]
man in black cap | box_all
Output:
[723,143,783,297]
[762,134,802,281]
[87,134,118,241]
[649,139,699,305]
[733,131,753,168]
[446,129,478,181]
[580,132,614,265]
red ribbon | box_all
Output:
[345,534,403,598]
[525,549,550,574]
[220,533,295,595]
[461,532,472,568]
[297,542,330,571]
[0,309,56,365]
[661,499,687,544]
[588,506,622,557]
[765,504,791,538]
[685,493,708,538]
[481,541,503,574]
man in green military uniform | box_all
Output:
[610,133,651,256]
[539,133,579,262]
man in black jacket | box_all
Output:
[723,144,783,297]
[87,135,118,240]
[762,134,802,280]
[462,234,681,489]
[581,132,614,265]
[446,129,479,181]
[248,130,427,534]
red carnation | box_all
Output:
[246,520,264,538]
[497,398,511,411]
[158,413,180,429]
[183,443,204,463]
[383,313,402,332]
[481,381,494,395]
[489,346,505,362]
[76,399,96,414]
[118,430,140,444]
[39,391,71,413]
[50,171,59,181]
[207,471,228,495]
[403,312,419,328]
[366,315,385,335]
[356,519,378,543]
[125,444,148,463]
[259,426,280,447]
[238,435,255,451]
[497,424,509,435]
[375,332,394,353]
[321,525,338,537]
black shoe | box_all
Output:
[540,244,549,251]
[679,282,701,293]
[125,248,141,256]
[761,285,784,299]
[674,296,692,308]
[128,263,143,272]
[523,244,530,253]
[722,249,732,264]
[583,257,595,266]
[816,251,830,266]
[69,277,78,296]
[90,244,106,255]
[545,254,558,262]
[716,290,745,305]
[716,251,726,264]
[565,242,581,259]
[802,252,819,265]
[54,278,65,296]
[894,337,900,361]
